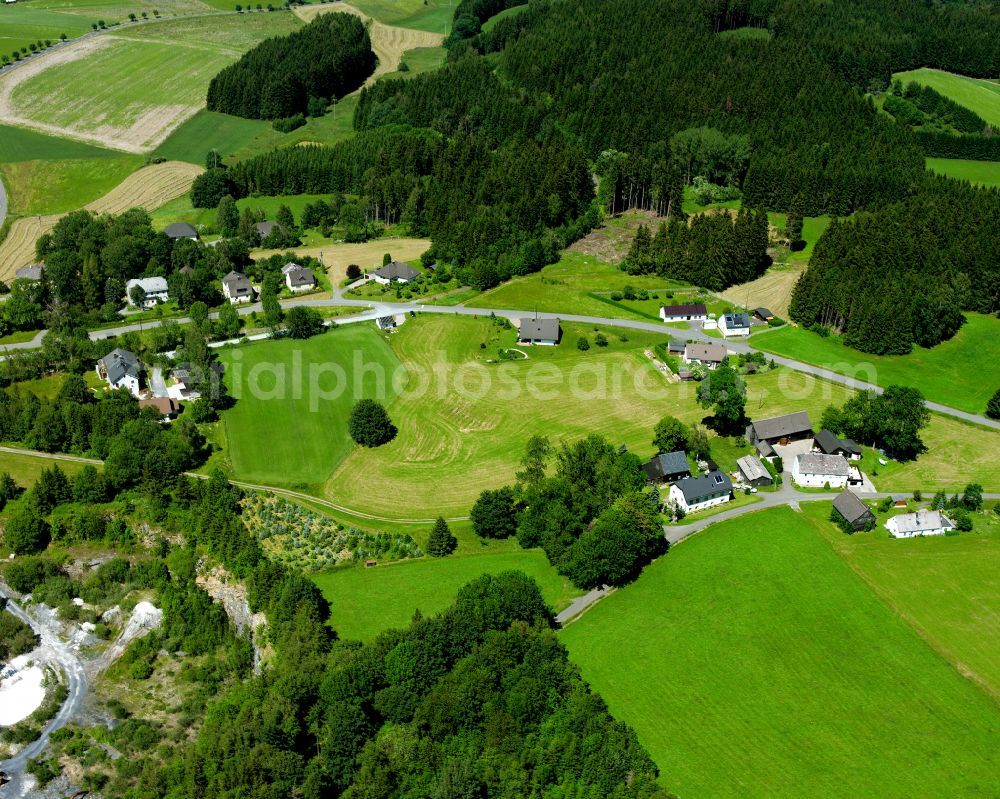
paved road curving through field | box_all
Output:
[0,588,88,797]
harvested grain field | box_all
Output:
[0,160,202,281]
[295,2,443,85]
[253,237,430,284]
[717,263,804,320]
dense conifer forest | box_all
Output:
[206,14,376,119]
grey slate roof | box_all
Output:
[661,303,707,317]
[374,261,420,281]
[737,455,770,482]
[15,264,43,281]
[889,510,954,534]
[643,451,690,481]
[255,221,277,238]
[222,270,252,297]
[164,222,198,239]
[748,411,813,442]
[285,266,316,288]
[755,307,774,319]
[518,317,561,342]
[724,312,751,328]
[814,428,862,456]
[795,452,850,477]
[832,490,872,524]
[99,348,140,384]
[685,342,728,363]
[675,470,732,503]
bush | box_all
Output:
[594,332,608,347]
[347,399,397,447]
[346,263,362,280]
[576,336,590,351]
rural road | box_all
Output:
[0,587,88,797]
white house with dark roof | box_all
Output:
[96,348,142,396]
[660,303,707,323]
[517,317,561,345]
[719,311,751,337]
[125,276,169,308]
[886,510,955,539]
[284,265,317,293]
[668,470,733,514]
[791,452,850,488]
[222,271,253,304]
[369,261,420,284]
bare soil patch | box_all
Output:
[717,263,805,319]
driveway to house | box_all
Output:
[150,366,168,398]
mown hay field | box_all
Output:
[561,505,1000,798]
[0,159,201,280]
[0,13,302,152]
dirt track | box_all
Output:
[0,161,203,281]
[294,2,444,85]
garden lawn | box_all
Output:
[926,157,1000,188]
[751,313,1000,414]
[894,68,1000,128]
[312,548,581,641]
[805,501,1000,699]
[215,325,402,487]
[560,505,1000,799]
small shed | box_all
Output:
[737,455,772,487]
[831,490,875,532]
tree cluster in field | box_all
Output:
[821,385,930,461]
[790,176,998,353]
[622,208,770,291]
[884,81,989,136]
[206,14,375,120]
[470,435,666,589]
[446,0,527,46]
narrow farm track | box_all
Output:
[0,160,202,281]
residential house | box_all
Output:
[660,303,707,323]
[669,470,733,514]
[517,317,561,345]
[719,311,751,337]
[14,264,43,282]
[886,510,955,539]
[745,412,813,457]
[753,307,775,322]
[376,315,397,331]
[813,428,862,460]
[832,490,875,532]
[642,451,691,484]
[96,348,142,396]
[255,221,277,240]
[737,455,772,487]
[164,222,199,241]
[138,396,181,420]
[791,452,850,488]
[125,276,169,308]
[369,261,420,284]
[284,265,317,293]
[222,271,253,304]
[683,342,728,369]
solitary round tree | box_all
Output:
[427,517,457,557]
[348,399,397,447]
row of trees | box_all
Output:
[622,208,770,290]
[790,176,1000,353]
[206,14,375,119]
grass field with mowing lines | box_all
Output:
[804,501,1000,699]
[894,68,1000,128]
[926,157,1000,187]
[0,155,142,215]
[560,505,1000,798]
[215,326,402,487]
[313,548,581,641]
[346,0,454,32]
[5,13,302,151]
[751,313,1000,414]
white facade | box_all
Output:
[719,313,751,338]
[668,483,731,514]
[659,307,707,323]
[886,511,955,539]
[791,453,850,488]
[125,277,169,309]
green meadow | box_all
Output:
[0,155,143,215]
[894,67,1000,128]
[215,325,401,487]
[0,123,119,162]
[926,156,1000,188]
[312,548,581,641]
[481,4,528,32]
[806,502,1000,699]
[560,505,1000,798]
[349,0,454,32]
[751,313,1000,414]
